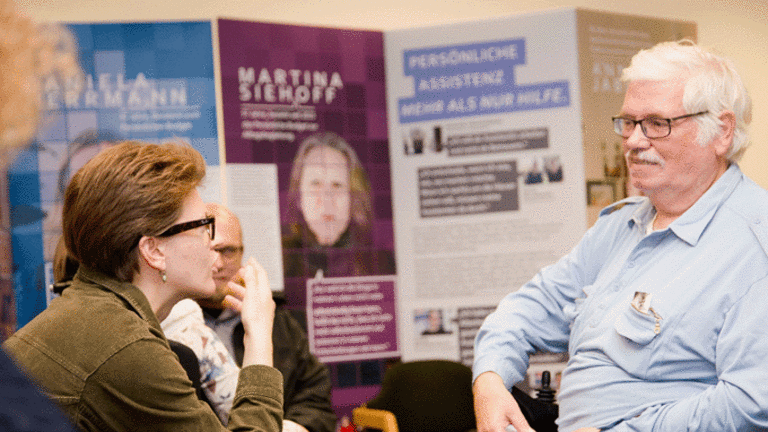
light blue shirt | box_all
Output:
[474,164,768,431]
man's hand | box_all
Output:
[283,420,310,432]
[474,371,535,432]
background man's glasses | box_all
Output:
[158,217,215,241]
[612,111,708,139]
[213,245,244,259]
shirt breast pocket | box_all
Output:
[613,302,661,375]
[615,301,660,345]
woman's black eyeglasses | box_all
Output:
[158,217,215,241]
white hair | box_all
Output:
[621,40,751,162]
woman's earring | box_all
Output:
[160,270,167,283]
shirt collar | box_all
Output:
[75,265,164,333]
[631,164,742,245]
[629,198,655,232]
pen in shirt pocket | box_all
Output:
[631,291,662,334]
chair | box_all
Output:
[352,360,476,432]
[169,340,215,411]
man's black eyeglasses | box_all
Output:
[612,111,709,139]
[158,217,215,241]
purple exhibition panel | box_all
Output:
[307,276,399,363]
[217,19,397,420]
[217,18,395,311]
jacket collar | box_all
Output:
[75,265,164,334]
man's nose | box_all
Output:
[212,248,224,270]
[624,122,649,150]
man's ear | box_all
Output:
[137,236,166,272]
[713,110,736,157]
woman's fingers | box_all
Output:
[222,278,246,311]
[238,257,275,367]
[239,258,275,329]
[221,293,242,311]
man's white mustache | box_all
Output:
[626,150,664,167]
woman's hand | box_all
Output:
[223,257,275,367]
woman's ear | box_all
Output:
[137,236,166,272]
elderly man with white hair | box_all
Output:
[473,40,768,432]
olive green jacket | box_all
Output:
[3,266,283,431]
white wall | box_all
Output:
[16,0,768,187]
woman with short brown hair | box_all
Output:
[4,140,282,432]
